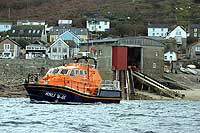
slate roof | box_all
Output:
[80,36,164,47]
[7,25,45,37]
[148,24,169,28]
[188,24,200,29]
[49,27,88,35]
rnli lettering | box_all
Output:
[45,92,66,100]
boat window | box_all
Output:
[84,70,87,75]
[76,70,79,75]
[80,70,83,75]
[70,70,75,76]
[61,69,68,74]
[52,68,59,74]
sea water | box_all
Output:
[0,98,200,133]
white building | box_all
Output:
[17,20,46,26]
[164,51,177,62]
[25,41,47,59]
[58,20,72,27]
[148,24,169,37]
[86,18,110,32]
[166,26,187,45]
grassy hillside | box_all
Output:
[0,0,200,36]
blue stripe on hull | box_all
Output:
[24,84,121,104]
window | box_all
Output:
[12,30,15,33]
[28,30,32,33]
[61,69,68,74]
[4,44,10,51]
[176,31,181,35]
[84,70,87,75]
[76,70,79,75]
[33,30,36,33]
[155,51,159,57]
[99,26,101,29]
[63,48,67,53]
[58,47,61,52]
[164,56,167,59]
[194,28,197,32]
[52,69,59,74]
[70,70,75,76]
[152,33,155,36]
[194,33,197,37]
[53,47,57,52]
[196,46,200,51]
[80,70,83,75]
[161,33,163,36]
[153,28,155,32]
[104,21,108,25]
[37,30,40,34]
[161,28,163,31]
[99,50,102,55]
[153,63,156,69]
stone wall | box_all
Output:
[143,46,164,79]
[0,58,72,86]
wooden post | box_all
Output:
[120,70,126,100]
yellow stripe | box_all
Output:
[27,85,122,101]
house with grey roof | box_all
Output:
[0,37,21,59]
[147,24,169,37]
[7,25,47,43]
[48,27,88,42]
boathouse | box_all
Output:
[80,36,164,80]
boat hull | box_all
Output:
[23,83,122,104]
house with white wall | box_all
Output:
[25,41,47,59]
[148,24,169,37]
[86,18,110,32]
[164,51,177,62]
[166,26,187,49]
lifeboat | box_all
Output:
[23,52,122,104]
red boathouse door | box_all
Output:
[112,46,128,70]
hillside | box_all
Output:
[1,0,200,36]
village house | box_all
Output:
[186,42,200,59]
[86,18,110,32]
[166,26,187,50]
[147,24,169,37]
[48,27,88,42]
[25,40,47,59]
[164,51,177,62]
[0,37,21,59]
[48,38,70,60]
[7,25,48,43]
[188,24,200,39]
[0,22,12,33]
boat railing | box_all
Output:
[78,63,96,68]
[101,80,120,90]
